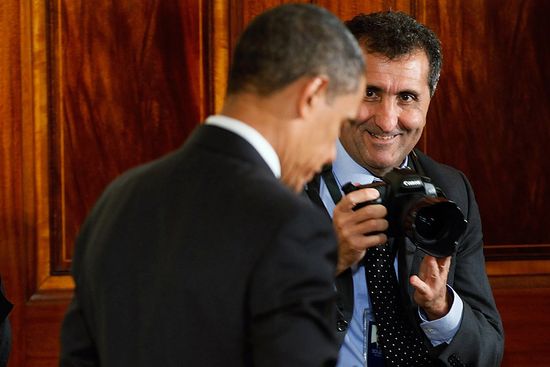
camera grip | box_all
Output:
[341,182,385,210]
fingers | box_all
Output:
[435,256,451,273]
[333,188,389,274]
[333,201,388,247]
[334,224,388,275]
[410,274,430,297]
[338,188,382,211]
[334,211,388,238]
[422,256,451,281]
[333,189,387,234]
[335,233,388,275]
[412,256,452,319]
[414,256,450,298]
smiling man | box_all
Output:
[306,11,504,367]
[340,50,430,178]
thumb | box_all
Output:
[410,275,428,296]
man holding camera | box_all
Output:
[306,11,503,367]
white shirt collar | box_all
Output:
[205,115,281,178]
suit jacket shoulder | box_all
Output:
[413,149,473,217]
[62,124,340,367]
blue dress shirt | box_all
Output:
[321,140,463,367]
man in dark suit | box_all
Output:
[305,12,504,367]
[59,4,367,367]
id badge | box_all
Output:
[363,310,384,367]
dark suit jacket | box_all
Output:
[305,149,504,367]
[60,125,339,367]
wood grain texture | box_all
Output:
[0,2,26,366]
[314,0,415,17]
[204,0,229,114]
[421,0,550,248]
[2,1,549,366]
[493,286,550,366]
[1,1,209,366]
[50,0,206,272]
[23,300,70,365]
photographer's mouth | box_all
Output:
[367,131,402,141]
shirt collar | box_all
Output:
[332,139,409,185]
[205,115,281,178]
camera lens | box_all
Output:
[415,206,450,240]
[405,198,467,258]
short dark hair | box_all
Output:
[346,11,442,96]
[227,4,365,99]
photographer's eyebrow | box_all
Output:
[366,85,420,98]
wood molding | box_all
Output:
[45,0,210,276]
[19,0,71,298]
[486,259,550,277]
[485,244,550,261]
[205,0,229,115]
[487,258,550,289]
[20,0,222,295]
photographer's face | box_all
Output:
[340,51,431,177]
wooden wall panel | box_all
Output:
[2,0,549,366]
[493,285,550,366]
[2,0,211,366]
[420,0,550,255]
[0,1,26,366]
[314,0,416,16]
[50,0,206,272]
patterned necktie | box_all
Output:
[365,244,433,366]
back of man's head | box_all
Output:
[227,4,365,99]
[346,11,442,96]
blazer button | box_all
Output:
[336,319,348,332]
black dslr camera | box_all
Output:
[342,168,467,258]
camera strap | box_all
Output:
[320,166,343,205]
[322,152,422,207]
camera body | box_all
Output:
[342,168,467,258]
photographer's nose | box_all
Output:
[373,101,399,132]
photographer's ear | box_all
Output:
[298,76,329,118]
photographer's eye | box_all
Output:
[399,92,418,103]
[363,88,378,101]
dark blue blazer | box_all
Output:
[60,125,339,367]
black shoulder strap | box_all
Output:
[322,154,423,206]
[304,174,324,209]
[320,167,343,205]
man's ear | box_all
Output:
[298,76,329,118]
